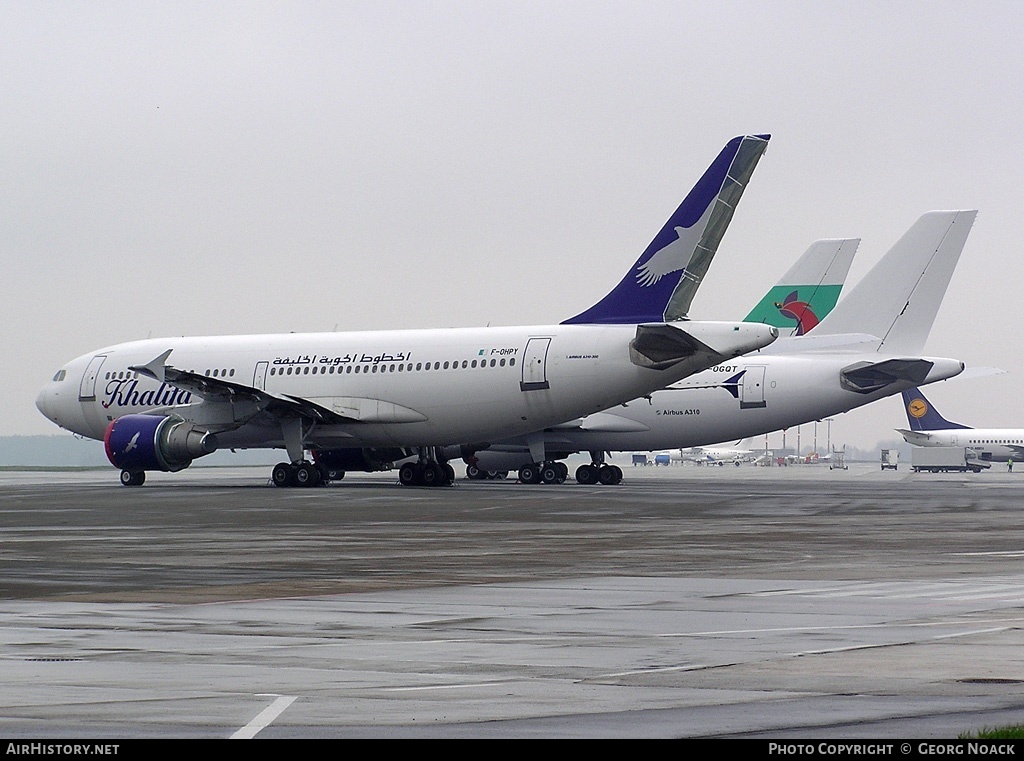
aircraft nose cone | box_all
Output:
[35,385,53,420]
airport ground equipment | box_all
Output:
[829,446,848,470]
[910,446,989,473]
[880,449,900,471]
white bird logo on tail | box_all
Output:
[636,227,696,287]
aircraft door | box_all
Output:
[79,355,107,401]
[520,338,551,392]
[253,361,269,392]
[740,365,767,409]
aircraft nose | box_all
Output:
[36,384,54,421]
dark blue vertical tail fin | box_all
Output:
[902,387,971,431]
[562,134,770,325]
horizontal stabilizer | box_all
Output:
[957,365,1007,381]
[629,324,710,370]
[629,321,777,370]
[840,358,935,394]
[896,429,934,445]
[765,332,880,355]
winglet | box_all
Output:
[129,349,173,383]
[901,387,970,431]
[562,134,770,325]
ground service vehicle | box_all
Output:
[910,446,989,473]
[881,449,899,471]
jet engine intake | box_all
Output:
[104,414,218,473]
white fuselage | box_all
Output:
[899,428,1024,463]
[37,322,776,453]
[466,351,965,468]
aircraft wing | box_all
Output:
[129,350,424,426]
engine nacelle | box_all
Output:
[104,414,218,473]
[312,447,413,473]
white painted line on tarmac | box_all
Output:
[385,681,512,692]
[231,695,297,739]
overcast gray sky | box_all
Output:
[4,1,1023,453]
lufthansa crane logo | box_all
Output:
[908,398,928,419]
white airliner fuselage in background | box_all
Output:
[36,134,776,486]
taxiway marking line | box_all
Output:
[231,695,297,739]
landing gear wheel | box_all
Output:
[272,462,295,487]
[519,463,543,484]
[555,462,568,483]
[443,463,456,485]
[294,462,320,487]
[120,470,145,487]
[598,465,620,485]
[575,464,598,485]
[466,465,486,480]
[421,463,442,486]
[399,462,419,486]
[541,463,560,484]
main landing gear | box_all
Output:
[574,462,623,485]
[515,451,622,485]
[465,465,509,480]
[398,461,456,487]
[271,460,327,488]
[517,461,569,484]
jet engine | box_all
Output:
[104,414,218,473]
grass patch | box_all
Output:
[959,725,1024,739]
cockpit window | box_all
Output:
[52,369,67,382]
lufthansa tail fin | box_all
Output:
[901,387,971,431]
[562,134,770,325]
[743,238,859,336]
[814,211,977,354]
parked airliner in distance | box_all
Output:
[678,438,758,466]
[36,134,778,487]
[897,387,1024,463]
[459,210,975,484]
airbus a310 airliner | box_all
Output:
[36,134,778,487]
